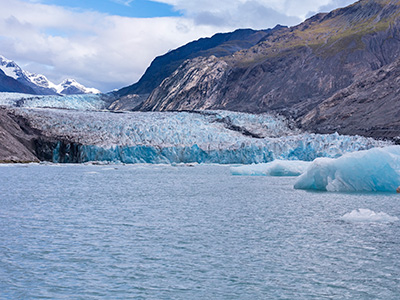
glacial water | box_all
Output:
[1,164,400,299]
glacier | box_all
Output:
[7,105,389,164]
[0,93,391,165]
[230,160,312,176]
[294,146,400,192]
[0,92,107,110]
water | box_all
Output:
[0,164,399,299]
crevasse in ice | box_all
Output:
[294,146,400,192]
[9,106,389,164]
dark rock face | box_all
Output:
[128,0,400,139]
[0,71,37,94]
[58,86,84,95]
[139,56,230,111]
[108,93,150,111]
[301,57,400,139]
[0,107,84,163]
[140,46,363,115]
[0,107,40,162]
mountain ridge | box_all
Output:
[0,55,100,96]
[110,27,286,110]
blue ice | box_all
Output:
[294,146,400,192]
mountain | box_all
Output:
[56,79,101,95]
[0,69,36,94]
[113,0,400,140]
[0,55,100,95]
[110,27,285,110]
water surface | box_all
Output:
[1,164,399,299]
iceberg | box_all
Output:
[231,160,311,176]
[294,146,400,192]
[341,209,399,223]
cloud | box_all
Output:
[188,1,302,29]
[0,0,356,92]
[318,0,356,13]
[153,0,353,23]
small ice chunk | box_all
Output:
[231,160,311,176]
[341,209,399,223]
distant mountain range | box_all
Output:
[110,0,400,140]
[0,55,100,95]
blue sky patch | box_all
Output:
[37,0,182,18]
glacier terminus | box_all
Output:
[0,93,389,165]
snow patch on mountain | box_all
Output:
[57,79,100,95]
[0,56,24,80]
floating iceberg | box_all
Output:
[9,108,390,164]
[341,209,399,223]
[231,160,311,176]
[294,146,400,192]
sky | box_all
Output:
[0,0,356,92]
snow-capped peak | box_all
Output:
[0,55,24,80]
[25,71,57,90]
[56,78,101,95]
[0,54,101,95]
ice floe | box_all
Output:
[230,160,311,176]
[341,209,399,223]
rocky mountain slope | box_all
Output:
[113,0,400,140]
[0,69,36,94]
[0,55,100,95]
[110,27,284,110]
[0,107,40,163]
[301,57,400,139]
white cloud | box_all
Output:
[153,0,355,22]
[0,0,356,92]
